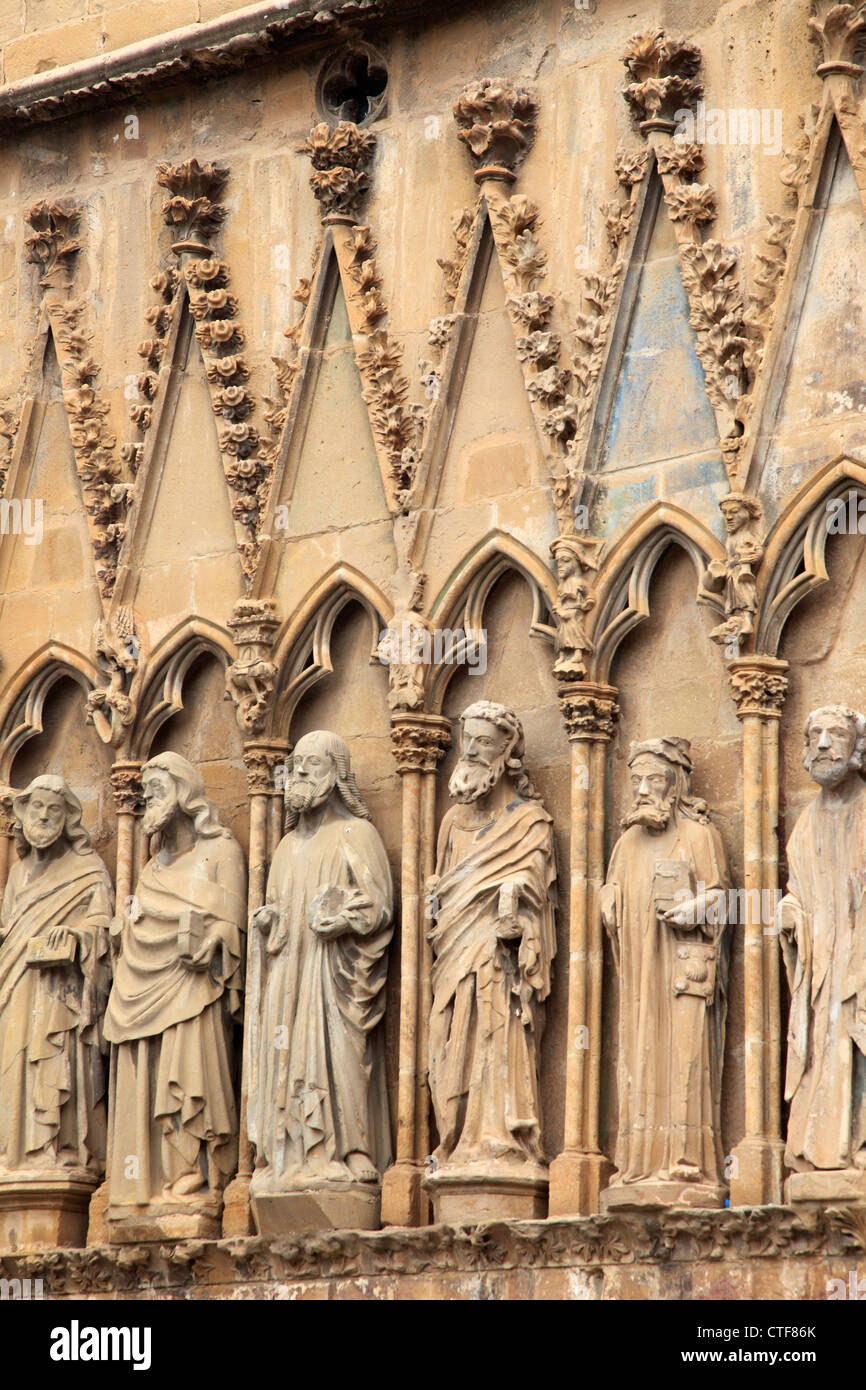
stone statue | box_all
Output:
[599,737,731,1210]
[777,705,866,1201]
[424,700,556,1222]
[550,534,604,681]
[247,731,393,1233]
[0,775,114,1242]
[702,492,764,646]
[103,752,246,1239]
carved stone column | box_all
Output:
[221,739,288,1238]
[0,786,16,902]
[727,656,788,1207]
[381,712,450,1228]
[86,759,142,1246]
[548,681,619,1216]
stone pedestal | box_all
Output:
[221,1173,254,1237]
[423,1164,548,1223]
[0,1173,97,1250]
[601,1178,726,1212]
[251,1183,380,1235]
[107,1196,222,1244]
[548,1149,615,1217]
[381,1158,427,1228]
[786,1168,866,1204]
[729,1136,785,1207]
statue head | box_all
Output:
[13,774,91,856]
[803,706,866,788]
[284,730,370,831]
[449,700,538,805]
[141,752,226,847]
[622,737,708,832]
[719,491,761,536]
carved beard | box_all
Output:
[449,753,507,804]
[287,771,334,815]
[142,799,175,836]
[805,751,850,788]
[23,815,64,850]
[622,798,673,832]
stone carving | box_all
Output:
[300,121,376,223]
[130,267,180,438]
[702,492,764,645]
[453,79,538,183]
[225,598,280,735]
[155,158,229,256]
[425,701,556,1221]
[621,30,703,132]
[24,200,81,291]
[103,753,246,1240]
[376,562,428,710]
[808,0,866,73]
[247,731,393,1233]
[549,535,604,682]
[743,213,795,377]
[437,206,476,305]
[84,607,139,746]
[0,776,114,1247]
[778,706,866,1202]
[600,738,731,1209]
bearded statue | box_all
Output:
[599,737,731,1209]
[424,701,557,1219]
[246,731,393,1233]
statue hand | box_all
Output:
[46,926,71,952]
[251,904,277,935]
[310,910,349,940]
[183,933,221,971]
[599,882,619,934]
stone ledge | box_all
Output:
[0,0,467,131]
[3,1206,866,1298]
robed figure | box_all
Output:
[778,706,866,1178]
[427,701,556,1173]
[0,776,113,1180]
[104,753,246,1219]
[248,731,393,1195]
[600,738,731,1206]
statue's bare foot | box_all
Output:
[346,1151,378,1184]
[669,1163,702,1183]
[165,1172,206,1199]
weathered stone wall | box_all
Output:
[1,0,865,1295]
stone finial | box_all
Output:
[225,597,281,736]
[622,30,703,132]
[155,158,229,255]
[453,79,538,183]
[299,121,376,224]
[24,200,81,291]
[808,0,866,75]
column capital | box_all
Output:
[557,681,620,742]
[728,656,789,720]
[390,713,451,774]
[110,760,143,815]
[243,739,290,795]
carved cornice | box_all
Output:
[0,1,460,134]
[621,30,703,132]
[808,0,866,76]
[110,760,143,815]
[300,122,376,224]
[557,682,620,741]
[3,1206,860,1295]
[243,742,289,796]
[226,598,281,736]
[453,79,538,184]
[390,713,451,773]
[24,199,81,292]
[728,657,789,719]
